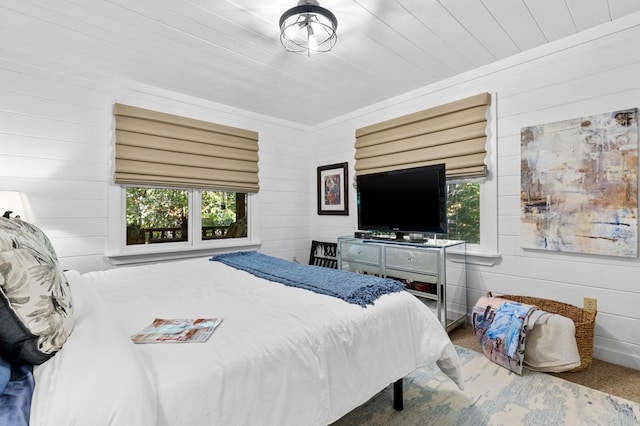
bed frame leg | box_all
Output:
[393,378,403,411]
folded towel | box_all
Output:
[524,313,581,372]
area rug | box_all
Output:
[332,346,640,425]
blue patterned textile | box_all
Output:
[0,363,34,426]
[485,302,533,357]
[472,296,537,374]
[0,357,10,392]
[210,251,404,307]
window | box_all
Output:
[446,182,480,244]
[109,104,260,263]
[445,175,498,264]
[107,184,256,264]
[125,187,248,246]
[126,188,188,245]
[201,190,247,240]
[352,92,499,260]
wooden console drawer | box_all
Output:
[385,247,439,272]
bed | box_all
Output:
[1,219,463,425]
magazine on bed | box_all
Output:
[131,318,223,344]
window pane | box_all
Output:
[201,191,247,240]
[126,187,188,245]
[446,182,480,244]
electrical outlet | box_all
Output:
[583,297,597,313]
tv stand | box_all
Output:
[337,236,467,332]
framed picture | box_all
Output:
[317,162,349,215]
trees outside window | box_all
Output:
[446,182,480,244]
[201,191,247,240]
[126,187,247,245]
[123,184,478,247]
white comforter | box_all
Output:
[31,257,462,426]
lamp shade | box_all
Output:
[279,0,337,55]
[0,191,35,223]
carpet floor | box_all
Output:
[331,343,640,425]
[449,324,640,404]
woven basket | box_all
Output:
[499,295,597,372]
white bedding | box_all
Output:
[31,257,462,426]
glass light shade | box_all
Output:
[0,191,35,222]
[279,2,337,55]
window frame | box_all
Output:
[431,174,498,267]
[457,92,499,266]
[458,176,499,265]
[445,180,481,244]
[106,185,260,265]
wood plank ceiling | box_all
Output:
[1,0,639,125]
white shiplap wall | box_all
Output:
[0,52,313,273]
[310,15,640,370]
[1,14,639,370]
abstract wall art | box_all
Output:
[520,108,638,257]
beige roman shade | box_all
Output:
[114,104,259,192]
[355,92,491,179]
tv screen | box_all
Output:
[356,164,447,239]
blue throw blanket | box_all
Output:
[210,251,404,307]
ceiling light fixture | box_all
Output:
[279,0,338,55]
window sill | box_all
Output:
[448,250,502,267]
[106,240,261,266]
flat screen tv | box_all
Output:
[356,163,447,240]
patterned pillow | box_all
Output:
[0,218,74,364]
